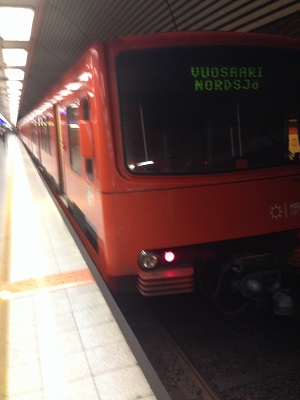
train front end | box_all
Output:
[105,32,300,314]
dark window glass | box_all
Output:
[31,123,37,144]
[117,46,300,174]
[45,115,52,155]
[81,97,94,181]
[82,98,90,120]
[67,104,82,175]
[40,118,47,152]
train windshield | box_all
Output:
[116,45,300,174]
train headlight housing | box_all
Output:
[138,250,158,269]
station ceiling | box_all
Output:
[0,0,300,124]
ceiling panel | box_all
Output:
[0,0,299,124]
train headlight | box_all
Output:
[138,250,158,269]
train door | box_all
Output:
[57,97,82,196]
[54,94,95,197]
[78,96,95,182]
[54,103,66,194]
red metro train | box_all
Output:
[18,31,300,315]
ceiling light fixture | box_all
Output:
[0,6,35,125]
[2,49,28,67]
[5,69,25,81]
[0,7,34,41]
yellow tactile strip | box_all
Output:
[0,269,94,300]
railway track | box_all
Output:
[115,288,300,400]
[115,293,222,400]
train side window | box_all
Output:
[86,159,94,181]
[82,98,90,120]
[81,97,94,182]
[40,116,51,154]
[31,122,37,144]
[46,115,52,155]
[67,104,82,175]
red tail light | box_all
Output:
[164,251,175,262]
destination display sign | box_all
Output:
[190,66,263,92]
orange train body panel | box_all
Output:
[100,171,300,276]
[18,31,300,297]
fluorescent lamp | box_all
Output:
[7,89,22,96]
[0,8,34,41]
[8,92,21,101]
[2,49,28,67]
[5,69,25,80]
[6,81,23,90]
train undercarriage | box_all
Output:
[137,231,300,317]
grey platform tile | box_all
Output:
[54,249,84,262]
[86,340,137,376]
[36,310,78,335]
[79,321,124,350]
[73,304,114,329]
[66,283,100,298]
[43,377,99,400]
[57,259,87,273]
[8,320,37,345]
[9,391,45,400]
[30,262,61,278]
[29,251,61,276]
[40,351,91,387]
[38,330,84,358]
[34,291,72,316]
[49,238,82,252]
[94,364,155,400]
[9,265,35,282]
[8,297,36,324]
[68,290,106,312]
[8,341,39,367]
[6,362,43,397]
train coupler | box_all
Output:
[230,252,295,316]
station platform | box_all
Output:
[0,133,170,400]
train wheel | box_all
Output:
[196,261,250,316]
